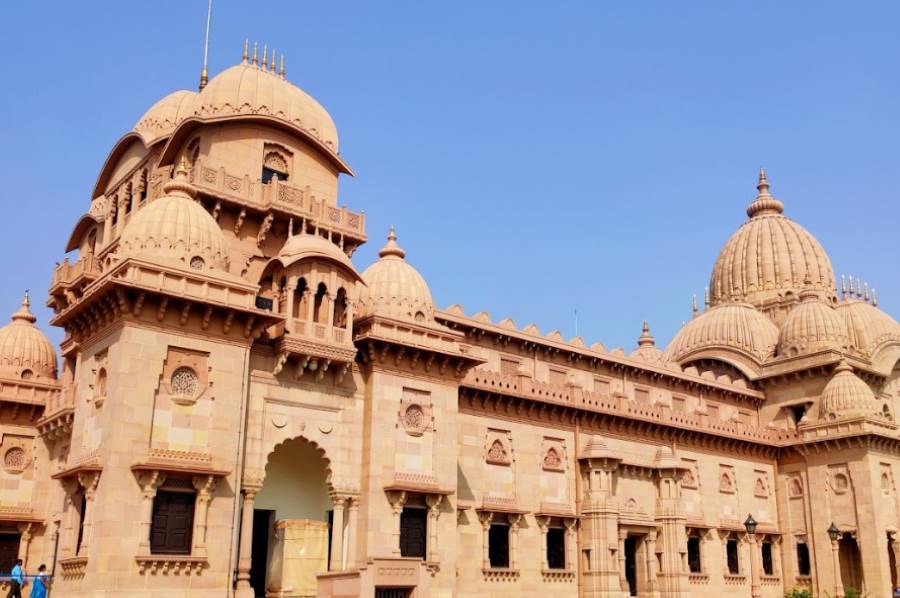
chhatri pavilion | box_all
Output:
[1,40,899,598]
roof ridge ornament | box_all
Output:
[378,225,406,259]
[11,290,36,324]
[637,321,655,347]
[746,167,785,218]
[162,156,197,199]
[242,39,249,64]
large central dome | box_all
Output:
[709,170,836,308]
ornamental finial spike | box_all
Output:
[252,41,258,66]
[704,287,710,308]
[841,275,847,298]
[757,167,769,195]
[379,225,406,259]
[856,277,862,298]
[747,167,784,218]
[270,48,276,72]
[872,288,878,307]
[242,39,249,63]
[637,321,655,347]
[11,290,36,324]
[262,44,268,69]
[279,54,285,79]
[864,282,870,303]
[691,294,699,317]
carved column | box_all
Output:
[509,513,523,570]
[564,518,577,571]
[619,529,629,591]
[425,494,442,563]
[330,495,346,570]
[16,523,32,566]
[325,293,336,330]
[136,470,166,552]
[283,279,294,324]
[536,516,550,570]
[59,479,80,558]
[76,471,100,554]
[479,512,493,569]
[192,475,216,557]
[645,531,658,594]
[748,533,761,598]
[891,533,900,593]
[387,490,407,557]
[579,447,623,597]
[830,536,844,598]
[346,496,359,568]
[655,468,688,597]
[235,485,261,598]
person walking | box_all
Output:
[6,558,24,598]
[27,565,46,598]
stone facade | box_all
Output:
[1,42,899,598]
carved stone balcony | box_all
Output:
[49,254,101,299]
[272,319,357,381]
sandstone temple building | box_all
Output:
[2,42,899,598]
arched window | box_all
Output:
[86,229,97,255]
[262,147,290,183]
[111,195,119,227]
[293,278,307,320]
[313,283,327,324]
[125,183,134,215]
[333,288,348,328]
[139,169,148,204]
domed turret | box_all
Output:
[358,227,434,323]
[778,290,850,357]
[820,360,877,420]
[709,170,836,309]
[630,321,663,363]
[195,46,339,153]
[0,293,57,381]
[663,303,779,368]
[133,90,198,145]
[120,158,229,271]
[835,293,900,356]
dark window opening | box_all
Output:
[0,534,21,575]
[761,540,774,575]
[313,283,327,324]
[399,507,427,559]
[250,509,274,596]
[726,538,739,574]
[150,490,195,555]
[687,536,702,573]
[789,404,808,426]
[546,527,566,569]
[77,493,87,554]
[624,535,638,596]
[488,523,509,568]
[333,288,348,328]
[796,542,811,576]
[262,166,288,184]
[375,590,411,598]
[293,278,307,320]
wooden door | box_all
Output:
[150,491,195,554]
[399,507,427,559]
[0,534,20,574]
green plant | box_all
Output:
[785,589,812,598]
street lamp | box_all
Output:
[827,523,844,598]
[744,514,761,598]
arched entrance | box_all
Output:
[251,437,332,598]
[839,532,864,594]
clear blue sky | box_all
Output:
[1,1,898,351]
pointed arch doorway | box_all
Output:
[250,437,333,598]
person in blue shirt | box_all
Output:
[27,565,46,598]
[6,558,24,598]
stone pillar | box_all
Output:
[325,293,336,329]
[136,470,166,552]
[831,537,844,598]
[891,533,900,592]
[330,495,346,570]
[235,485,261,598]
[346,496,359,568]
[76,471,100,554]
[479,512,493,569]
[537,516,550,570]
[387,491,407,557]
[284,279,295,325]
[16,523,32,566]
[578,447,623,597]
[192,475,216,557]
[645,531,658,594]
[618,529,629,592]
[748,533,761,598]
[44,519,60,566]
[425,494,442,563]
[655,467,688,597]
[564,518,577,571]
[59,479,80,558]
[509,513,523,570]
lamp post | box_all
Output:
[744,514,761,598]
[827,523,844,598]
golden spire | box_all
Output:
[279,54,285,79]
[252,42,258,66]
[262,44,268,70]
[242,39,249,64]
[757,167,769,195]
[22,290,30,309]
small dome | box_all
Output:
[196,62,339,153]
[0,293,57,381]
[276,234,361,280]
[778,292,850,357]
[709,170,836,308]
[836,299,900,355]
[630,321,663,363]
[579,435,616,461]
[120,160,228,270]
[820,360,877,420]
[653,445,680,470]
[358,227,434,323]
[133,90,198,145]
[664,303,779,365]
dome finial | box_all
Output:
[746,167,784,218]
[704,287,710,308]
[270,48,276,73]
[378,225,406,259]
[242,39,249,64]
[162,156,197,199]
[262,44,268,70]
[856,277,862,298]
[841,275,847,298]
[691,294,698,317]
[279,54,285,79]
[11,290,36,324]
[872,288,878,307]
[252,41,258,66]
[637,321,655,347]
[864,282,870,303]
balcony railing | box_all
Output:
[289,319,352,346]
[50,254,101,290]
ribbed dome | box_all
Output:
[0,293,57,381]
[358,228,434,322]
[120,160,228,270]
[663,303,779,364]
[778,292,850,357]
[835,299,900,355]
[820,360,877,420]
[277,234,360,278]
[195,61,338,153]
[630,321,663,363]
[133,90,198,145]
[709,170,836,308]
